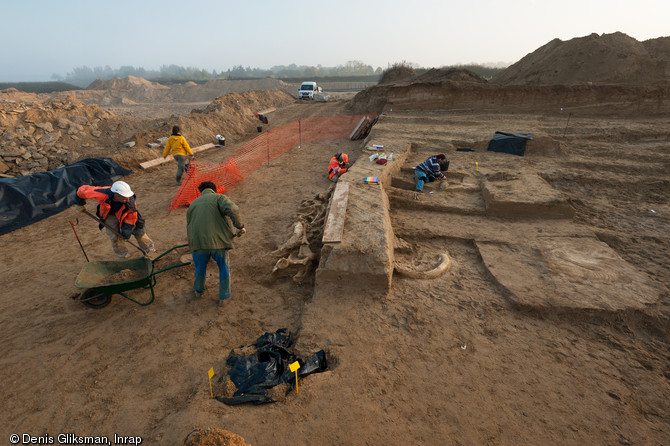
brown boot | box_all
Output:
[136,234,156,252]
[109,233,129,258]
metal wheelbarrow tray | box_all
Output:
[75,244,190,309]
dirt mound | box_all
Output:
[492,32,670,86]
[183,427,249,446]
[1,88,48,104]
[0,95,147,176]
[348,32,670,114]
[0,89,297,177]
[414,68,487,83]
[124,89,296,166]
[379,64,416,84]
[87,75,170,91]
[349,75,670,116]
[81,76,171,106]
[165,78,293,103]
[74,76,294,106]
[379,67,486,87]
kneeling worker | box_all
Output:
[328,152,350,183]
[414,153,449,192]
[75,181,155,258]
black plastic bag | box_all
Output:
[217,328,328,405]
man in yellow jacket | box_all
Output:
[163,125,194,185]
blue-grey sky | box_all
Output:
[2,0,668,82]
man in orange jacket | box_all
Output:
[328,152,350,183]
[75,181,155,258]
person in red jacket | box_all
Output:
[328,152,350,183]
[75,181,155,258]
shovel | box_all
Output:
[79,208,148,255]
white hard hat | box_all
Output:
[110,181,134,197]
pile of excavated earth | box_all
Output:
[2,32,668,178]
[0,90,296,177]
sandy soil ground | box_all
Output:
[1,94,669,446]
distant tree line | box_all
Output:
[51,64,217,87]
[50,60,382,87]
[228,60,382,79]
[48,60,506,88]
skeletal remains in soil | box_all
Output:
[272,221,316,283]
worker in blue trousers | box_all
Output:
[414,154,449,192]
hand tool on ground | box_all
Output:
[78,207,148,255]
[69,219,90,262]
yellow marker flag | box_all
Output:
[208,367,214,398]
[475,161,479,172]
[289,361,301,394]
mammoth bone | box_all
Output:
[272,222,316,274]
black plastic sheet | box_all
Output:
[487,132,533,156]
[218,328,328,405]
[0,158,132,236]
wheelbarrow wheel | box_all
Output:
[80,289,112,309]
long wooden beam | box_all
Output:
[322,182,349,244]
[140,143,216,169]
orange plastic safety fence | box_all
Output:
[169,113,376,210]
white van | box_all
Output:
[298,81,322,100]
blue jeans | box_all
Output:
[414,168,435,191]
[192,249,231,300]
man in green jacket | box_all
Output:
[186,181,245,306]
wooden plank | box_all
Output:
[257,107,276,115]
[140,143,216,170]
[322,182,349,244]
[349,116,368,140]
[192,143,215,154]
[353,117,373,140]
[140,156,171,169]
[358,120,371,139]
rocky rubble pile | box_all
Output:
[0,88,300,177]
[0,95,148,177]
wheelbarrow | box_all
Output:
[74,244,191,309]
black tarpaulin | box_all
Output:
[487,132,533,156]
[0,158,133,236]
[218,328,328,405]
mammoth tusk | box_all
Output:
[394,252,452,279]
